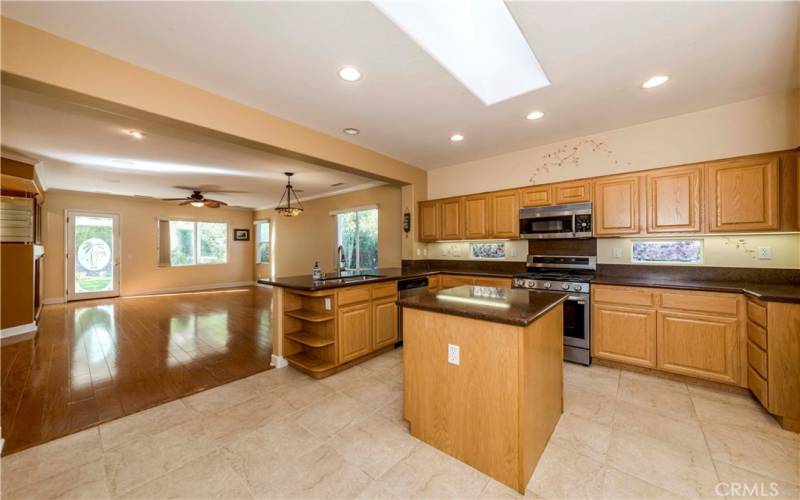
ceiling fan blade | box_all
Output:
[204,200,222,208]
[173,185,247,194]
[179,200,193,205]
[162,198,190,201]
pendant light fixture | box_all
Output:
[275,172,304,217]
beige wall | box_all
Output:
[254,185,403,278]
[42,190,255,300]
[597,234,800,269]
[429,91,799,199]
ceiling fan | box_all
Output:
[162,185,246,208]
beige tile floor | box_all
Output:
[2,348,798,499]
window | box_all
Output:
[335,207,378,270]
[159,220,228,266]
[255,220,270,264]
[631,239,703,264]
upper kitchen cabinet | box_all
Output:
[553,180,592,205]
[646,165,702,233]
[463,194,491,239]
[706,156,779,232]
[593,174,641,236]
[439,197,464,240]
[418,200,440,242]
[519,185,552,207]
[490,190,519,238]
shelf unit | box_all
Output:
[283,289,337,375]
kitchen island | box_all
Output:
[398,286,567,493]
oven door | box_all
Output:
[563,294,590,350]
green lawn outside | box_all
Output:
[77,276,112,292]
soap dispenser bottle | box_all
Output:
[312,261,322,281]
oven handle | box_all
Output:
[572,213,576,237]
[565,295,587,303]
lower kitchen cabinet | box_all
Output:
[592,304,657,368]
[441,275,476,289]
[372,296,398,350]
[337,302,371,364]
[657,311,739,384]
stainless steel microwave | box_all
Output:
[519,202,593,239]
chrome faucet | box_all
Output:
[336,245,346,271]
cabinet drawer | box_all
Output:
[747,340,768,379]
[747,300,767,328]
[747,321,767,351]
[337,286,371,306]
[748,366,769,408]
[441,275,475,289]
[372,282,397,299]
[593,285,656,307]
[660,292,738,316]
[473,277,512,288]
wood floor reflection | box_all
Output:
[1,286,273,455]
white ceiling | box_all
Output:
[2,1,799,170]
[1,86,383,209]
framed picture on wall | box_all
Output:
[234,228,250,241]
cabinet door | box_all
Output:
[464,195,490,239]
[372,297,397,350]
[519,185,552,207]
[706,157,779,232]
[490,190,519,238]
[657,311,739,385]
[337,303,371,364]
[427,275,441,291]
[419,201,439,241]
[592,304,656,367]
[554,180,591,204]
[441,275,474,289]
[646,166,702,233]
[439,198,464,240]
[593,175,641,235]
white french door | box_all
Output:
[66,211,120,301]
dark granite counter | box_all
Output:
[592,276,800,303]
[396,285,567,327]
[257,267,516,291]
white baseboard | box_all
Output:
[122,281,257,297]
[271,354,288,369]
[42,297,67,305]
[1,322,37,339]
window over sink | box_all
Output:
[334,206,378,270]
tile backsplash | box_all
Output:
[427,240,528,262]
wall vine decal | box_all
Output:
[529,139,631,184]
[722,237,756,259]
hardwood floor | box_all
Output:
[1,286,273,456]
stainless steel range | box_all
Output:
[512,255,596,365]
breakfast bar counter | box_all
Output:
[398,286,567,493]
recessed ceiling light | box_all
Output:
[127,130,144,139]
[343,128,360,135]
[338,67,362,82]
[641,75,670,89]
[526,111,544,120]
[450,134,464,142]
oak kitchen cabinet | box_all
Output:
[440,198,464,240]
[519,185,552,207]
[372,296,398,351]
[706,156,779,232]
[463,194,491,239]
[592,284,745,386]
[593,174,641,236]
[553,180,592,204]
[337,302,371,364]
[646,165,702,233]
[490,189,519,238]
[419,200,439,242]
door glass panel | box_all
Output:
[74,215,114,294]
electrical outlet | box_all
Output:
[416,248,421,256]
[452,246,461,257]
[441,246,449,256]
[423,248,428,256]
[757,246,773,260]
[324,297,332,310]
[447,344,460,365]
[612,247,622,259]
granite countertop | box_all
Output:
[257,267,516,291]
[396,285,568,327]
[592,276,800,304]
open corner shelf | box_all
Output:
[286,352,336,374]
[286,331,335,348]
[285,309,334,323]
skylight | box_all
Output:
[372,0,549,106]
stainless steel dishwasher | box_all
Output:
[396,276,429,346]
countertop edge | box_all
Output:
[591,277,800,304]
[257,269,516,291]
[397,293,568,327]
